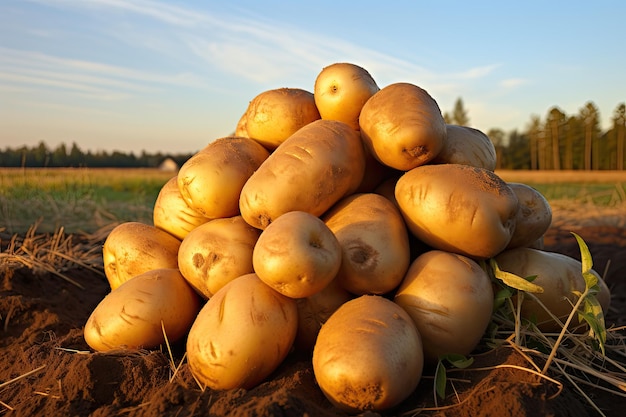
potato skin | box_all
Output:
[312,295,424,413]
[103,221,181,290]
[495,247,611,332]
[359,82,446,171]
[84,268,201,352]
[431,124,497,170]
[506,182,552,249]
[239,119,366,229]
[323,193,410,295]
[245,87,321,150]
[177,136,270,219]
[395,164,519,260]
[153,176,210,241]
[394,250,494,363]
[186,273,298,390]
[177,215,260,299]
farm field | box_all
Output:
[1,167,626,417]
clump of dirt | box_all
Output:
[1,226,625,417]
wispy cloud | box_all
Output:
[500,78,529,88]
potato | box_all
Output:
[506,182,552,249]
[153,176,210,241]
[177,136,270,219]
[186,273,298,390]
[495,247,611,332]
[178,215,261,299]
[359,82,446,170]
[103,221,181,290]
[253,211,341,299]
[313,62,379,131]
[245,87,321,150]
[234,111,249,137]
[395,164,519,259]
[239,119,366,229]
[323,193,410,295]
[312,295,424,413]
[394,250,494,363]
[84,268,201,352]
[294,278,353,352]
[431,124,497,170]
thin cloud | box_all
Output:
[500,78,529,88]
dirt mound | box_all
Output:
[1,226,625,417]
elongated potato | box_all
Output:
[239,119,366,229]
[177,215,261,299]
[313,62,379,131]
[394,250,494,363]
[395,164,519,259]
[312,295,424,413]
[186,273,298,390]
[495,247,611,332]
[153,176,210,241]
[506,182,552,249]
[431,124,497,170]
[177,136,270,219]
[103,221,181,290]
[323,193,410,295]
[253,211,341,299]
[245,87,321,150]
[359,82,446,170]
[84,268,201,352]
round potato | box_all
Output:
[177,136,270,219]
[394,250,494,363]
[245,87,321,150]
[186,273,298,390]
[313,62,379,131]
[84,268,201,352]
[495,247,611,332]
[239,119,366,229]
[359,82,446,170]
[395,164,519,259]
[103,221,181,290]
[178,215,261,299]
[431,124,497,170]
[506,182,553,249]
[253,211,341,299]
[312,295,424,413]
[153,176,210,241]
[323,193,410,295]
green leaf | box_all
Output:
[443,353,474,369]
[493,286,514,311]
[572,232,593,274]
[435,360,447,399]
[489,259,544,293]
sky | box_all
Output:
[0,0,624,155]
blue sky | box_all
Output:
[1,0,624,154]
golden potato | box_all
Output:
[103,221,181,290]
[245,87,321,150]
[153,176,210,241]
[506,182,553,249]
[177,215,261,299]
[239,119,366,229]
[431,124,497,170]
[359,82,446,170]
[312,295,424,413]
[253,211,341,299]
[313,62,379,130]
[394,250,494,363]
[323,193,410,295]
[186,273,298,390]
[395,164,519,259]
[84,268,201,352]
[177,136,269,219]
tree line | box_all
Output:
[2,99,625,170]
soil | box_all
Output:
[1,223,625,417]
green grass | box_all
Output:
[0,168,174,234]
[530,183,626,206]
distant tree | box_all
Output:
[546,107,566,170]
[451,98,470,125]
[612,103,626,170]
[443,111,452,124]
[487,128,506,169]
[506,130,531,169]
[527,115,542,170]
[579,101,600,170]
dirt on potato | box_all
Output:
[1,219,625,417]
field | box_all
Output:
[1,168,626,416]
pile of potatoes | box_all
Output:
[84,63,612,413]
